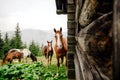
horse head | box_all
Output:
[54,27,63,49]
[47,40,53,51]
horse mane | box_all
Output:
[9,50,17,53]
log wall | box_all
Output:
[55,0,120,80]
[67,0,113,80]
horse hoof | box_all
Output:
[60,64,63,67]
[55,72,59,77]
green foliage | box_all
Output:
[8,23,23,49]
[0,23,44,59]
[0,62,67,80]
[13,23,23,49]
[0,32,4,59]
[3,32,11,55]
[29,41,40,56]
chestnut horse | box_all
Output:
[2,49,23,66]
[43,41,54,67]
[54,27,68,75]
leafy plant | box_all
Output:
[0,62,67,80]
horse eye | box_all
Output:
[55,36,57,38]
[60,35,63,37]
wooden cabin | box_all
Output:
[55,0,120,80]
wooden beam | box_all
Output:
[113,0,120,80]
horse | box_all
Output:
[53,27,68,76]
[21,48,37,63]
[2,49,23,66]
[43,41,54,67]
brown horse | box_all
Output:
[43,41,54,67]
[2,49,23,66]
[54,27,68,75]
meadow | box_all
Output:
[0,55,67,80]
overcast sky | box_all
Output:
[0,0,67,32]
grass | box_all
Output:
[0,54,67,80]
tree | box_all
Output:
[3,32,11,55]
[0,31,4,59]
[12,23,23,49]
[29,40,40,56]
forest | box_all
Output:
[0,24,43,59]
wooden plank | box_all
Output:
[68,0,75,4]
[76,45,94,80]
[68,13,75,20]
[113,0,120,80]
[74,53,83,80]
[67,21,76,29]
[68,4,75,13]
[67,36,76,44]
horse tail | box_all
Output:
[30,53,37,62]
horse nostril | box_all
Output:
[60,45,62,47]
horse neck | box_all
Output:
[2,53,8,65]
[62,37,68,51]
[30,53,37,62]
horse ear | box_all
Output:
[47,41,49,43]
[60,27,62,32]
[54,28,56,33]
[51,40,52,43]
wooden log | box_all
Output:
[113,0,120,80]
[79,11,112,35]
[75,44,105,80]
[76,42,110,80]
[74,52,83,80]
[75,0,83,23]
[77,12,113,80]
[79,0,99,27]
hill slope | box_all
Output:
[2,29,67,46]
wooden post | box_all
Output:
[67,0,76,80]
[113,0,120,80]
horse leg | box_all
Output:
[46,53,49,67]
[26,58,27,63]
[65,53,68,70]
[60,56,64,66]
[56,57,60,76]
[48,57,50,67]
[10,59,13,64]
[50,55,52,65]
[19,58,21,62]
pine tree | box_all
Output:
[13,23,23,48]
[3,32,11,55]
[29,40,39,56]
[0,31,4,59]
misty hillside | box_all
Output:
[2,29,67,46]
